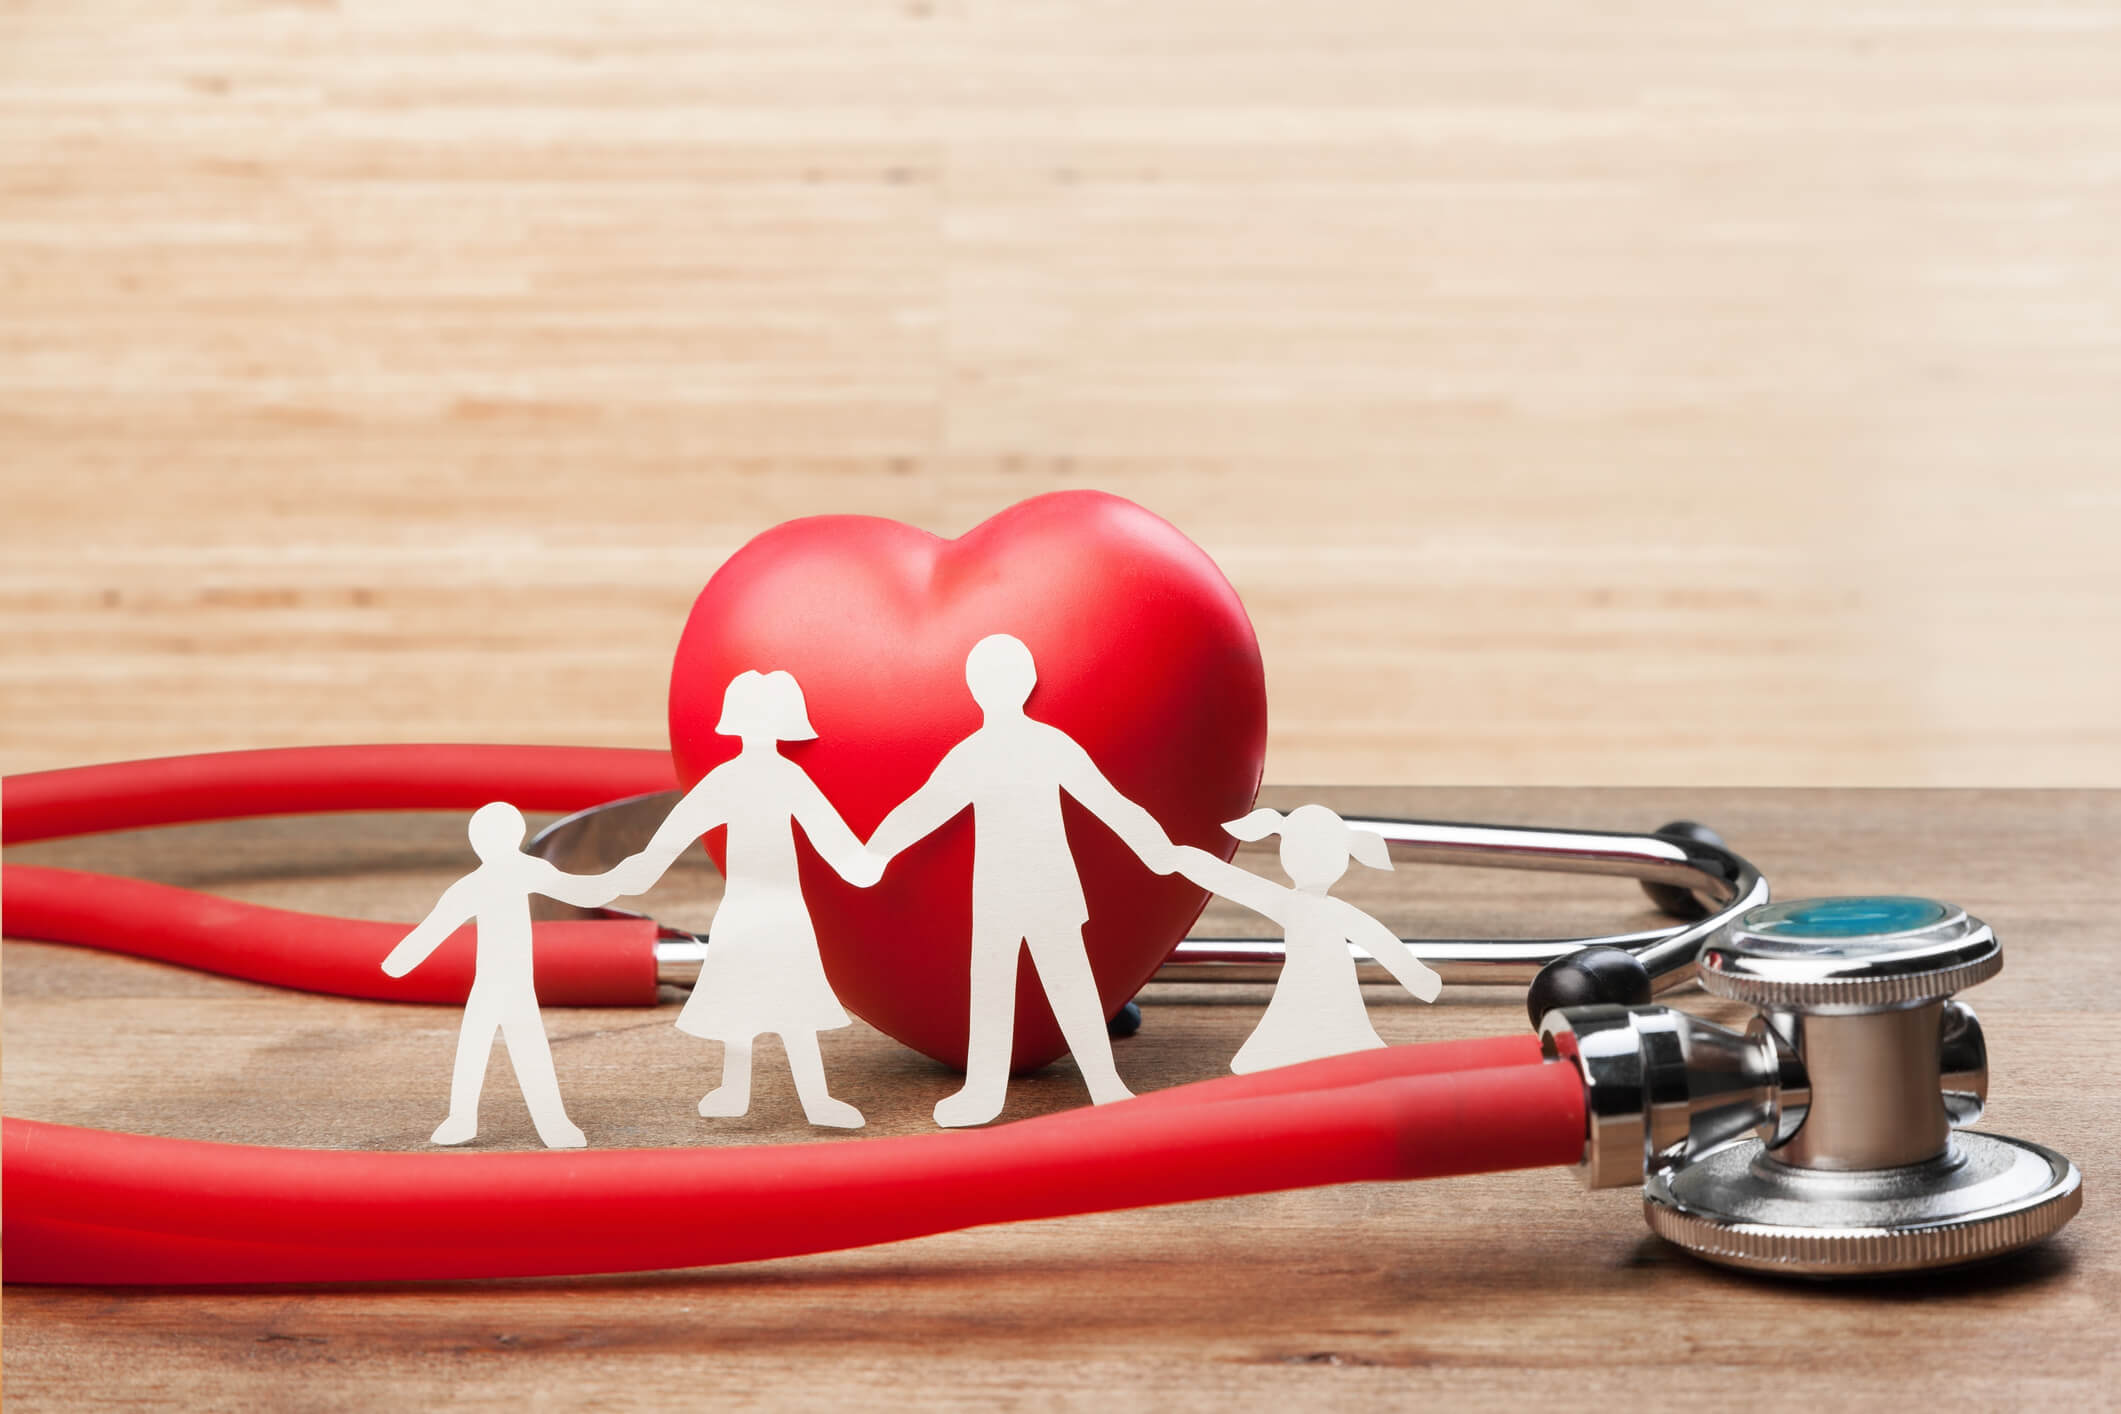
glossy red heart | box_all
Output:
[667,490,1267,1072]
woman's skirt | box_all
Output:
[674,908,849,1041]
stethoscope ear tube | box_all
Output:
[530,796,1772,1017]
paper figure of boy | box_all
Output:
[382,801,639,1149]
[608,669,881,1128]
[865,633,1179,1128]
[1173,804,1441,1073]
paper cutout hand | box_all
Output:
[1140,840,1181,876]
[601,854,663,899]
[379,942,426,979]
[1169,844,1291,925]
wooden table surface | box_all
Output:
[4,786,2114,1409]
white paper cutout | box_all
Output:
[607,669,880,1129]
[865,634,1180,1127]
[1173,804,1441,1073]
[382,802,637,1148]
[383,656,1403,1142]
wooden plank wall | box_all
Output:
[3,1,2117,788]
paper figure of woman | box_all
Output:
[614,669,881,1127]
[1172,805,1441,1073]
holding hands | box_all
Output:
[389,649,1439,1152]
[594,838,884,902]
[573,857,660,905]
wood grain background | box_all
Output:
[3,0,2118,786]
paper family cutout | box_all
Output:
[386,635,1440,1148]
[612,668,876,1129]
[1174,807,1441,1072]
[868,634,1178,1126]
[380,802,633,1149]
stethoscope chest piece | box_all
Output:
[1640,897,2082,1277]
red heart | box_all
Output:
[667,490,1267,1072]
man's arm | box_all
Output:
[1055,736,1177,874]
[865,744,974,865]
[1331,899,1444,1002]
[381,877,480,978]
[1170,845,1290,925]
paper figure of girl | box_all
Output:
[610,669,881,1128]
[382,802,638,1149]
[1172,805,1441,1073]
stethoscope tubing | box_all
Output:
[4,863,665,1006]
[1,743,677,846]
[2,1039,1578,1286]
[2,745,680,1006]
[0,745,1686,1285]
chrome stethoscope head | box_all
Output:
[527,793,1772,1026]
[1543,897,2082,1277]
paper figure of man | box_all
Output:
[382,802,639,1149]
[866,633,1179,1127]
[1173,804,1441,1073]
[609,669,881,1129]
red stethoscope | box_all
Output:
[2,745,2075,1284]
